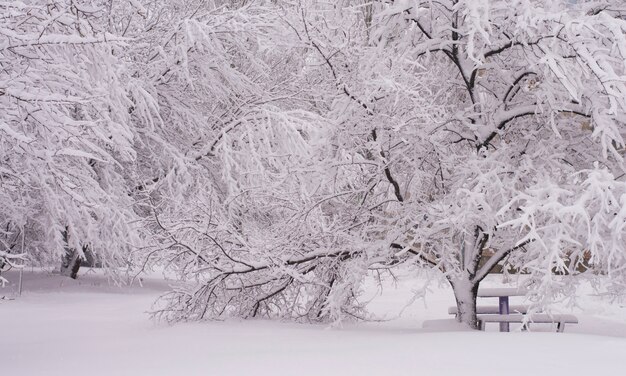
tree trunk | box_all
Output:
[449,276,479,330]
[61,248,81,279]
[60,230,81,279]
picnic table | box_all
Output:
[448,287,579,332]
[476,287,528,332]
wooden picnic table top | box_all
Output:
[477,287,528,298]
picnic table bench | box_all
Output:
[448,287,579,332]
[477,313,579,332]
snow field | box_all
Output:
[1,270,625,376]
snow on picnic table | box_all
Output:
[1,269,626,376]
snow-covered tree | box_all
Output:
[319,0,626,328]
[0,1,153,276]
[147,2,356,320]
[0,0,329,283]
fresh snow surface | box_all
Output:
[1,269,626,376]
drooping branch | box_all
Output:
[503,71,537,104]
[390,242,439,269]
[478,106,538,151]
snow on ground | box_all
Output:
[1,269,626,376]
